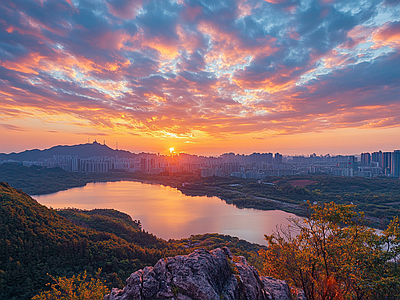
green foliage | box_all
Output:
[260,202,400,300]
[0,182,261,299]
[3,163,399,225]
[3,164,400,298]
[31,269,109,300]
[178,174,400,227]
[0,163,88,195]
[56,209,168,249]
[0,182,165,299]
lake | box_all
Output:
[33,181,297,245]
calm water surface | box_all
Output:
[33,181,296,245]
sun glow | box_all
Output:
[169,147,175,153]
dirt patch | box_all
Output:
[289,180,316,187]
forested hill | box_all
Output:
[0,182,160,299]
[0,141,135,161]
[0,163,89,194]
[0,182,262,300]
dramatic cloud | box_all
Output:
[0,0,399,143]
[1,124,27,131]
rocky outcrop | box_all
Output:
[104,247,304,300]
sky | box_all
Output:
[0,0,400,156]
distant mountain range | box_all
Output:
[0,141,136,161]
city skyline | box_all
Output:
[1,0,400,156]
[2,140,399,178]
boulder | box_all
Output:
[104,247,302,300]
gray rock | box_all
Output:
[104,247,297,300]
[261,277,291,300]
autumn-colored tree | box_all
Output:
[31,269,109,300]
[260,202,400,300]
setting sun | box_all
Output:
[1,0,400,156]
[2,0,400,299]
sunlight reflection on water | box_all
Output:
[33,181,297,245]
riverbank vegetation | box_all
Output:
[0,182,262,299]
[0,163,88,195]
[1,162,399,226]
[2,177,399,299]
[141,173,400,227]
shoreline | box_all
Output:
[31,176,387,232]
[31,174,307,218]
[2,162,394,230]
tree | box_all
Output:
[31,269,109,300]
[260,202,400,300]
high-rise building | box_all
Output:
[382,152,392,175]
[349,155,358,171]
[265,153,274,164]
[249,153,263,163]
[391,150,400,178]
[274,153,283,164]
[140,158,148,173]
[372,151,383,167]
[360,152,371,166]
[221,153,236,162]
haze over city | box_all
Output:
[1,0,400,156]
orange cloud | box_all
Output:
[198,21,277,71]
[372,21,400,48]
[264,0,287,3]
[1,0,400,156]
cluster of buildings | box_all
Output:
[2,147,400,179]
[202,150,400,179]
[20,155,130,173]
[360,150,400,177]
